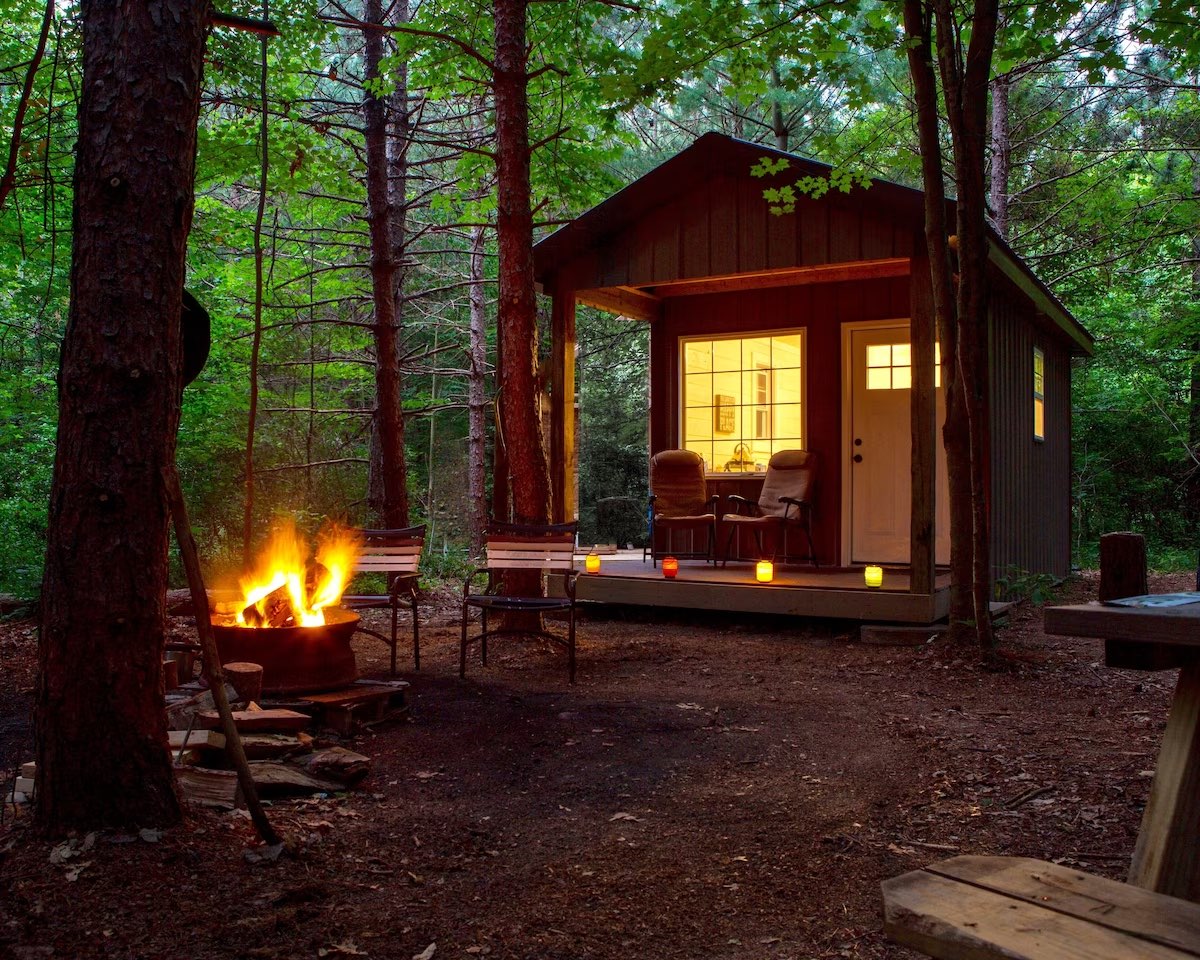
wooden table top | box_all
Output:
[1045,601,1200,648]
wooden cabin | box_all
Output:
[533,133,1092,623]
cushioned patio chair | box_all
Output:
[722,450,818,566]
[646,449,718,565]
[342,525,425,674]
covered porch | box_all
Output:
[536,135,949,623]
[568,552,952,623]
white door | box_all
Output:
[847,325,949,565]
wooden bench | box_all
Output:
[460,521,579,682]
[342,525,424,674]
[883,855,1200,959]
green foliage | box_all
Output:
[994,567,1063,605]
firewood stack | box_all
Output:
[163,661,379,809]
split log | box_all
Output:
[167,729,226,750]
[196,708,310,733]
[165,684,237,730]
[175,767,238,808]
[297,747,371,786]
[238,734,309,761]
[248,762,342,797]
[224,662,263,704]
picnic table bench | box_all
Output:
[883,592,1200,959]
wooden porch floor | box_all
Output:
[567,552,952,624]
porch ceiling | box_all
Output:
[574,256,912,322]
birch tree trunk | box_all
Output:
[468,221,489,554]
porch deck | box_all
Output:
[569,552,952,624]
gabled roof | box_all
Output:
[534,132,1092,355]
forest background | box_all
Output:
[1,0,1197,601]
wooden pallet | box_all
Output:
[293,680,409,736]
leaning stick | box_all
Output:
[164,462,281,847]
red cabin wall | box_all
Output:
[650,276,910,567]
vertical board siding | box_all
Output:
[571,176,904,289]
[988,290,1072,581]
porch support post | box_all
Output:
[549,276,577,524]
[909,242,937,595]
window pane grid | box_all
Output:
[867,341,941,391]
[681,331,804,473]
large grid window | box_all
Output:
[1033,346,1045,441]
[681,331,803,474]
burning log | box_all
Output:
[242,584,296,628]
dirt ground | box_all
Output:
[0,571,1189,960]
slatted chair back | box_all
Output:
[343,525,425,674]
[649,449,710,517]
[756,450,818,520]
[483,521,577,574]
[355,526,425,578]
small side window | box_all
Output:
[1033,346,1045,441]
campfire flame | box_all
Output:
[235,519,362,628]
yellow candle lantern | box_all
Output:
[662,556,679,579]
[756,560,774,583]
[864,565,883,589]
[585,552,601,574]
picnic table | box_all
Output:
[881,595,1200,959]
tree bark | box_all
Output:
[363,0,408,528]
[243,16,270,562]
[494,0,549,528]
[934,0,998,651]
[988,72,1011,239]
[37,0,211,832]
[903,0,997,649]
[468,222,489,554]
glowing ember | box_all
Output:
[234,519,362,628]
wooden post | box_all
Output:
[1128,659,1200,899]
[1098,531,1147,602]
[1098,531,1185,670]
[909,243,937,595]
[549,277,577,524]
[164,464,281,848]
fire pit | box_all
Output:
[212,519,365,694]
[211,607,360,694]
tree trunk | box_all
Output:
[988,72,1011,239]
[36,0,211,832]
[494,0,549,528]
[243,24,270,562]
[769,64,788,153]
[468,222,489,555]
[904,0,998,649]
[493,0,549,616]
[935,0,998,651]
[1189,153,1200,529]
[363,0,408,528]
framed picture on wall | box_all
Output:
[714,394,736,434]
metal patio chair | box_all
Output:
[342,525,425,674]
[461,521,580,682]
